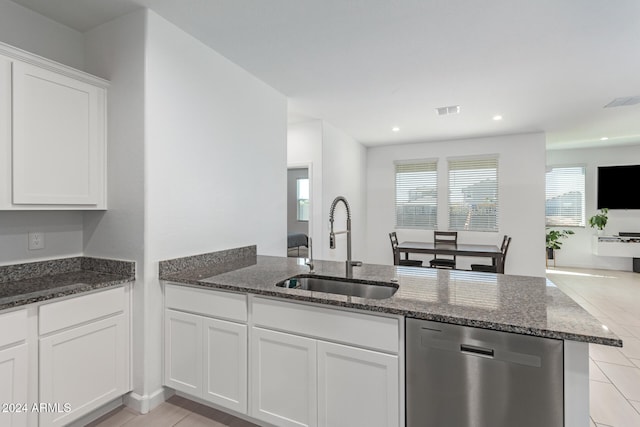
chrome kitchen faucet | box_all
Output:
[329,196,362,277]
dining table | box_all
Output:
[397,241,504,273]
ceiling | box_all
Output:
[11,0,640,149]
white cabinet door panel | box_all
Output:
[39,314,128,427]
[251,327,317,427]
[203,318,247,413]
[0,56,11,208]
[12,61,103,205]
[164,310,203,395]
[318,341,399,427]
[0,344,28,427]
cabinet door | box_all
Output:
[12,61,104,206]
[203,318,247,413]
[39,315,128,427]
[0,56,11,209]
[317,341,399,427]
[0,344,28,427]
[164,309,203,395]
[251,327,317,427]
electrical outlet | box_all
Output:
[28,232,45,250]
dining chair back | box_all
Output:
[471,235,511,273]
[429,231,458,269]
[389,232,423,267]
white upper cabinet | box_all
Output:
[0,42,108,210]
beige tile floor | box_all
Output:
[86,395,258,427]
[92,267,640,427]
[547,267,640,427]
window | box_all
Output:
[545,166,585,226]
[448,157,499,231]
[395,160,438,229]
[296,178,309,221]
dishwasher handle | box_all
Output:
[460,344,494,358]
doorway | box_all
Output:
[287,167,310,258]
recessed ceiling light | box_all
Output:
[492,115,503,121]
[392,126,400,132]
[600,137,609,141]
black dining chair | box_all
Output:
[389,232,423,267]
[471,235,511,273]
[429,231,457,269]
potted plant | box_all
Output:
[588,208,609,234]
[546,229,575,261]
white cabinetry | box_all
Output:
[0,310,28,427]
[317,341,398,427]
[251,327,317,427]
[164,285,248,414]
[38,287,130,427]
[251,297,402,427]
[164,310,202,395]
[0,41,107,210]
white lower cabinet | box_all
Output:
[38,286,131,427]
[162,289,402,427]
[163,284,248,414]
[0,309,28,427]
[39,315,128,427]
[251,328,317,427]
[317,341,398,427]
[0,344,28,427]
[164,310,203,396]
[203,317,247,413]
[251,297,402,427]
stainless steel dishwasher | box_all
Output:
[406,318,564,427]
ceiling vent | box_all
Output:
[603,96,640,108]
[436,105,461,116]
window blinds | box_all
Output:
[545,166,585,227]
[395,161,438,229]
[448,157,499,231]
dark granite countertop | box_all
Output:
[0,257,135,310]
[160,248,622,347]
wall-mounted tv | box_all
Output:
[597,165,640,209]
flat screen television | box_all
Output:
[597,165,640,209]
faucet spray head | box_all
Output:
[329,232,335,249]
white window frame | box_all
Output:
[447,156,499,232]
[296,177,310,222]
[545,165,586,227]
[394,159,438,229]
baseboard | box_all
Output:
[124,387,173,414]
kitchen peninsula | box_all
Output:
[160,246,620,427]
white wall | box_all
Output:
[145,11,287,263]
[0,211,83,265]
[547,143,640,271]
[0,0,86,264]
[287,120,367,262]
[142,10,287,401]
[0,0,84,69]
[288,120,324,257]
[83,9,148,408]
[366,133,546,277]
[322,122,367,263]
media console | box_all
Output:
[592,233,640,272]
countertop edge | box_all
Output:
[0,274,134,311]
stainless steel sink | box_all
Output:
[276,275,398,299]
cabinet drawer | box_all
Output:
[0,309,27,347]
[253,297,399,353]
[39,286,125,335]
[165,284,247,323]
